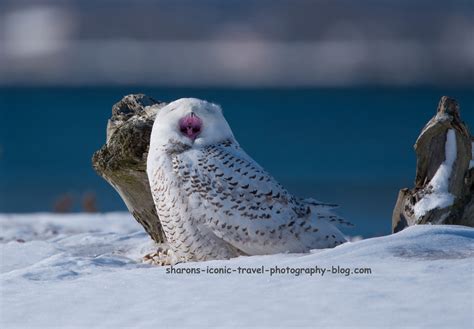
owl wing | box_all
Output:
[173,140,346,255]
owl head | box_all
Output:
[151,98,235,148]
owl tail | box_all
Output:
[303,198,339,209]
[303,198,355,228]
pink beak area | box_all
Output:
[179,113,203,140]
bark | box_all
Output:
[92,94,167,243]
[392,96,474,233]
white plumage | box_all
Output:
[147,98,349,263]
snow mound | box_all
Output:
[1,213,473,329]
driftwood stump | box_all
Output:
[392,96,474,233]
[92,94,167,243]
[93,94,473,242]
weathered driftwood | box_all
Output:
[392,96,474,233]
[92,94,167,243]
[93,94,473,241]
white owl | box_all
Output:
[147,98,349,264]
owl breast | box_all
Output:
[149,146,241,262]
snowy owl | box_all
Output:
[147,98,349,264]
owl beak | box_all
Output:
[179,112,202,140]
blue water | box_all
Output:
[1,87,473,237]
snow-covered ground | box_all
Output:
[1,213,473,329]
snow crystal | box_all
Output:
[414,129,457,219]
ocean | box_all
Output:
[1,87,473,237]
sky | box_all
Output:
[0,0,473,87]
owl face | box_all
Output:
[152,98,235,148]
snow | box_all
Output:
[1,213,473,329]
[470,141,474,169]
[414,129,457,219]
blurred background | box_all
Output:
[0,0,473,237]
